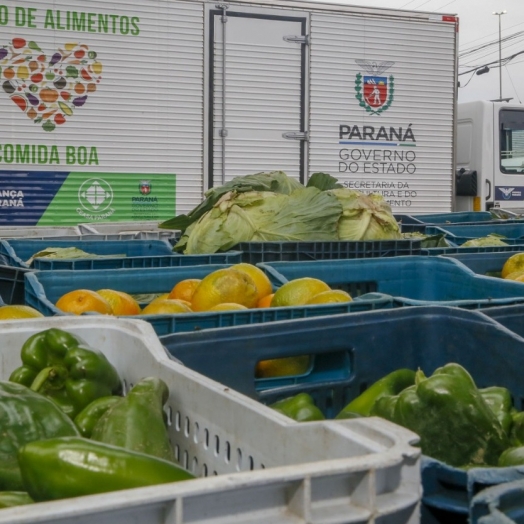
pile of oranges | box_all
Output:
[53,263,352,316]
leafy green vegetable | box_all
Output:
[306,172,343,191]
[461,235,509,247]
[159,171,303,232]
[177,187,342,254]
[27,248,125,266]
[329,189,401,240]
[167,172,402,253]
[401,232,453,248]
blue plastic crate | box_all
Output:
[423,245,524,256]
[0,265,31,305]
[233,239,422,263]
[426,223,524,240]
[397,212,495,225]
[482,304,524,340]
[0,239,174,269]
[259,256,524,308]
[397,212,498,233]
[159,305,524,522]
[0,238,242,270]
[471,479,524,524]
[24,265,395,336]
[442,250,524,278]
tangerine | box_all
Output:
[306,289,352,305]
[55,289,113,315]
[191,268,258,312]
[502,253,524,278]
[271,278,330,307]
[207,302,248,311]
[257,293,275,308]
[96,289,141,315]
[0,305,44,320]
[141,299,192,315]
[231,263,272,302]
[168,279,201,302]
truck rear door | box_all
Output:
[207,6,308,188]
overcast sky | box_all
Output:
[311,0,524,104]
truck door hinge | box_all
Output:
[216,4,228,22]
[283,35,309,45]
[219,129,228,137]
[282,131,309,141]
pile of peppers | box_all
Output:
[270,363,524,469]
[0,328,194,509]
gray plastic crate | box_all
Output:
[0,316,421,524]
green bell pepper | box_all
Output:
[479,386,513,435]
[18,437,195,502]
[498,446,524,467]
[335,369,416,419]
[510,411,524,446]
[91,377,174,461]
[0,492,33,508]
[269,392,325,422]
[9,328,122,418]
[0,381,79,490]
[371,363,509,468]
[73,396,122,438]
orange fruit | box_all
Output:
[306,289,352,305]
[149,293,170,304]
[97,289,141,315]
[231,263,272,302]
[504,269,524,281]
[141,299,193,315]
[257,293,275,308]
[191,268,258,312]
[177,299,193,309]
[168,279,201,302]
[271,278,330,307]
[255,356,311,378]
[0,305,44,320]
[207,302,248,311]
[506,271,524,282]
[502,253,524,278]
[56,289,113,315]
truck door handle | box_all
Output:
[282,131,309,141]
[485,179,492,200]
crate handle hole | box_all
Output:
[194,421,199,443]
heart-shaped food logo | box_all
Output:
[0,38,102,132]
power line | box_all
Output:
[459,70,477,88]
[434,0,456,11]
[460,31,524,58]
[458,48,524,75]
[408,0,434,9]
[460,20,524,48]
[504,64,522,103]
[460,37,524,69]
[399,0,419,8]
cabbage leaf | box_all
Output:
[329,189,401,240]
[160,171,303,232]
[180,187,342,254]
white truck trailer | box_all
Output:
[0,0,459,225]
